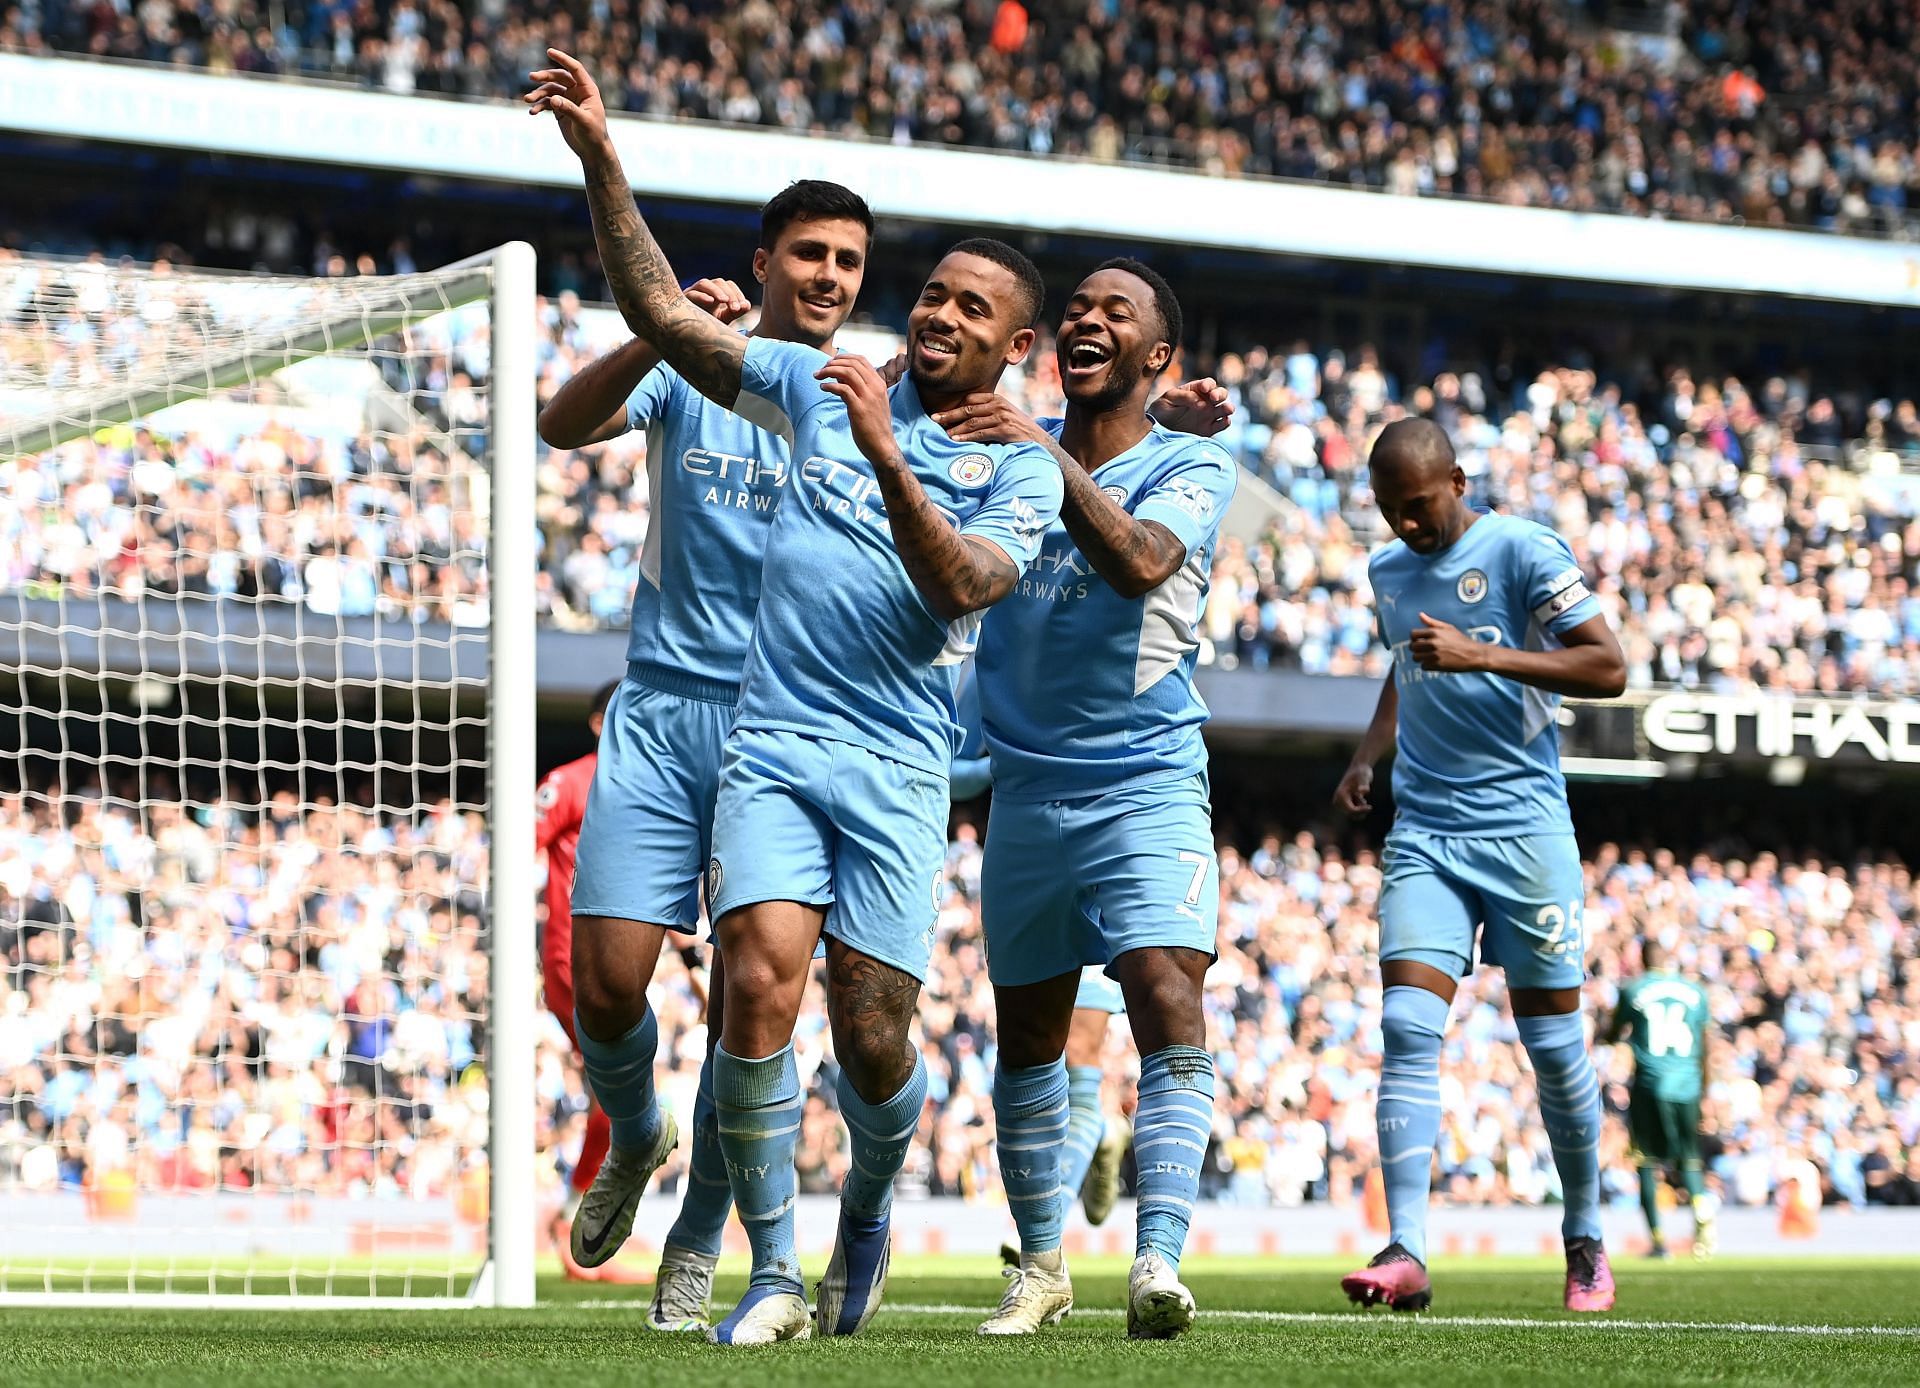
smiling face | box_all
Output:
[1056,266,1171,413]
[753,215,870,347]
[905,251,1036,398]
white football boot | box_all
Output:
[1126,1252,1196,1340]
[977,1249,1074,1336]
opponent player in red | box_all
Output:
[535,680,647,1284]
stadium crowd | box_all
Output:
[7,0,1918,237]
[1195,341,1920,696]
[1,782,1916,1221]
[8,261,1920,698]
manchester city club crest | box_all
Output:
[1457,569,1489,604]
[949,452,995,486]
[706,856,724,902]
[1102,484,1129,505]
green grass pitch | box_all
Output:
[4,1255,1919,1387]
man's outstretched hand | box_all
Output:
[1151,377,1233,437]
[524,49,613,163]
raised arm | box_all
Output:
[1409,612,1627,699]
[816,355,1018,621]
[526,50,747,406]
[1333,673,1399,816]
[538,278,751,448]
[933,393,1185,599]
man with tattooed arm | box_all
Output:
[529,49,1065,1347]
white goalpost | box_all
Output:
[0,243,538,1307]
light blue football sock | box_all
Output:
[714,1043,802,1292]
[1133,1045,1215,1271]
[836,1052,928,1222]
[1378,985,1450,1265]
[1058,1064,1106,1197]
[1516,1010,1605,1245]
[663,1048,731,1257]
[572,1005,662,1152]
[994,1058,1070,1254]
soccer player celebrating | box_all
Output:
[1334,418,1627,1314]
[533,166,876,1328]
[1603,939,1717,1259]
[530,51,1065,1346]
[933,260,1237,1339]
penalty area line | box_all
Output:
[576,1300,1920,1337]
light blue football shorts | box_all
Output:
[1378,828,1587,990]
[571,673,732,933]
[706,726,949,982]
[981,773,1219,988]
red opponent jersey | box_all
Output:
[535,752,596,937]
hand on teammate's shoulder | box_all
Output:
[1152,377,1234,438]
[685,278,752,325]
[932,393,1045,447]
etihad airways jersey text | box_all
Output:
[623,361,788,691]
[977,420,1237,799]
[732,338,1063,775]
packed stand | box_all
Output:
[1200,341,1920,696]
[8,0,1919,237]
[3,779,1916,1219]
[13,255,1920,699]
[0,250,496,624]
[0,783,508,1197]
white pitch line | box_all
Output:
[575,1300,1920,1338]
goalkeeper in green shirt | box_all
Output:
[1602,940,1718,1260]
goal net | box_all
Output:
[0,245,538,1307]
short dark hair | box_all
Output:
[589,680,620,720]
[760,180,874,250]
[945,237,1045,327]
[1092,257,1183,356]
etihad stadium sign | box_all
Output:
[1639,693,1920,764]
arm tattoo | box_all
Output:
[868,453,1018,620]
[582,164,743,405]
[1056,459,1187,597]
[827,951,921,1096]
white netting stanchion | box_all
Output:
[0,244,537,1307]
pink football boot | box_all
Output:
[1340,1245,1432,1312]
[1564,1237,1616,1313]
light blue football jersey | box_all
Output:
[732,338,1064,775]
[976,420,1237,800]
[1369,512,1602,837]
[622,361,786,698]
